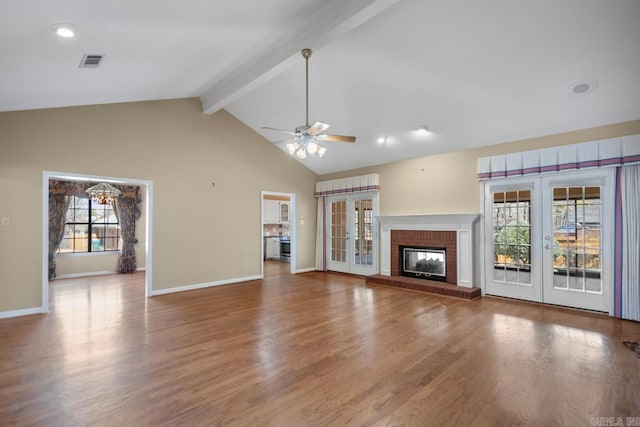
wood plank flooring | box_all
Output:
[1,261,639,426]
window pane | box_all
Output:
[552,185,602,294]
[492,190,532,286]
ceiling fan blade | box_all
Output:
[307,121,330,135]
[317,134,357,143]
[261,126,297,135]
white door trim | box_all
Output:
[43,171,154,313]
[261,191,296,276]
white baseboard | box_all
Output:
[56,267,146,279]
[0,306,46,320]
[295,267,317,274]
[149,274,262,296]
[55,270,116,279]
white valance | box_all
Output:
[315,173,380,197]
[477,134,640,181]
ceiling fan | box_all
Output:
[261,48,356,159]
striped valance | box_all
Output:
[315,173,380,197]
[477,134,640,181]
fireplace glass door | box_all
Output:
[326,193,378,275]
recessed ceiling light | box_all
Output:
[417,125,429,133]
[377,137,386,144]
[568,79,598,96]
[51,23,75,38]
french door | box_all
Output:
[484,170,613,312]
[326,193,378,275]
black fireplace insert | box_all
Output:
[400,245,446,282]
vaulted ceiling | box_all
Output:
[2,0,639,174]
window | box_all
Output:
[58,196,121,253]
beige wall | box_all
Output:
[319,120,640,215]
[0,98,318,312]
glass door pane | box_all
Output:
[330,200,347,263]
[551,186,602,293]
[492,190,532,286]
[353,198,373,266]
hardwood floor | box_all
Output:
[1,261,639,426]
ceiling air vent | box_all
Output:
[79,54,104,68]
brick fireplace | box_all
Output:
[376,214,480,288]
[391,230,457,284]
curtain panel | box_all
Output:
[315,196,327,271]
[314,174,379,271]
[616,164,640,321]
[48,194,70,279]
[477,135,640,181]
[113,186,141,274]
[48,180,141,278]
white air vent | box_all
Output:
[79,54,104,68]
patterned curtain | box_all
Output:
[114,186,141,274]
[48,193,71,280]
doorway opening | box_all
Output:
[42,171,153,313]
[261,191,296,277]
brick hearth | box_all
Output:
[366,274,481,299]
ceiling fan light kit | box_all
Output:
[261,48,356,159]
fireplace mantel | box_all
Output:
[376,214,480,288]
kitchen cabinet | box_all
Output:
[279,202,289,223]
[265,237,280,259]
[264,200,280,224]
[263,199,290,224]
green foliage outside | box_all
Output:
[495,220,530,265]
[495,220,562,265]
